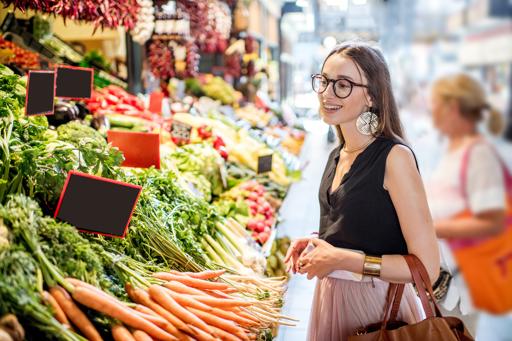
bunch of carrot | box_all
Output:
[146,269,296,336]
[42,278,180,341]
[40,269,295,341]
[126,269,260,340]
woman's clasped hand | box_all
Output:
[284,237,347,280]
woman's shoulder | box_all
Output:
[386,144,417,172]
[376,135,417,164]
[468,140,499,159]
[466,140,503,173]
[377,134,409,147]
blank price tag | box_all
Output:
[107,131,160,169]
[54,171,142,238]
[55,65,93,100]
[257,154,273,174]
[25,70,55,116]
[170,120,192,142]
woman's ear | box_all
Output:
[364,90,373,109]
[447,98,460,117]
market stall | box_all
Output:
[0,1,305,340]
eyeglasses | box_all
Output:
[311,74,368,99]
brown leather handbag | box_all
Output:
[349,255,474,341]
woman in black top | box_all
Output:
[284,42,440,340]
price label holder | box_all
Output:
[54,171,142,238]
[257,154,273,174]
[170,120,192,144]
[107,130,161,169]
[55,65,93,100]
[25,70,55,116]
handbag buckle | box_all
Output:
[355,328,367,335]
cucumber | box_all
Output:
[108,117,135,129]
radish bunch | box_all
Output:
[241,181,276,245]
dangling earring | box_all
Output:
[356,110,380,135]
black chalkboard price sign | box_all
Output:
[257,154,273,174]
[54,171,142,238]
[55,65,93,100]
[25,70,55,116]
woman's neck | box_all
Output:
[447,130,480,151]
[338,124,375,152]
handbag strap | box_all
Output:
[459,141,477,201]
[380,255,441,324]
[379,283,401,334]
[381,283,405,326]
[413,255,443,317]
[460,139,512,201]
[405,255,443,317]
[389,283,404,321]
[403,255,435,318]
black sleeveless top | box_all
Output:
[318,135,418,256]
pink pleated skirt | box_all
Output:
[307,277,424,341]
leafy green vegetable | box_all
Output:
[0,218,9,250]
[2,119,123,211]
[126,168,219,267]
[0,69,51,204]
[0,194,72,291]
[0,194,128,300]
[214,196,249,217]
[0,247,86,341]
[33,15,52,40]
[185,78,205,97]
[180,172,212,201]
[80,50,111,72]
[91,168,220,272]
[167,143,225,198]
[57,121,124,176]
[37,216,125,298]
[0,70,26,119]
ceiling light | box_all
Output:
[323,36,337,50]
[296,0,309,8]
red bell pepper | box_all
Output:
[213,136,225,149]
[217,146,228,160]
[105,94,120,105]
[197,125,213,139]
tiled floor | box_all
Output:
[276,120,335,341]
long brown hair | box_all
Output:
[432,73,504,136]
[321,41,406,145]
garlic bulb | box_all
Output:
[131,0,155,45]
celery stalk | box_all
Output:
[202,238,224,266]
[205,235,242,270]
[217,222,245,255]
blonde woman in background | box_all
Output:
[426,73,512,340]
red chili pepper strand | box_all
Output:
[0,0,138,29]
[123,0,139,30]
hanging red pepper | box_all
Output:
[2,0,140,30]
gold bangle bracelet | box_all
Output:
[363,255,382,277]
